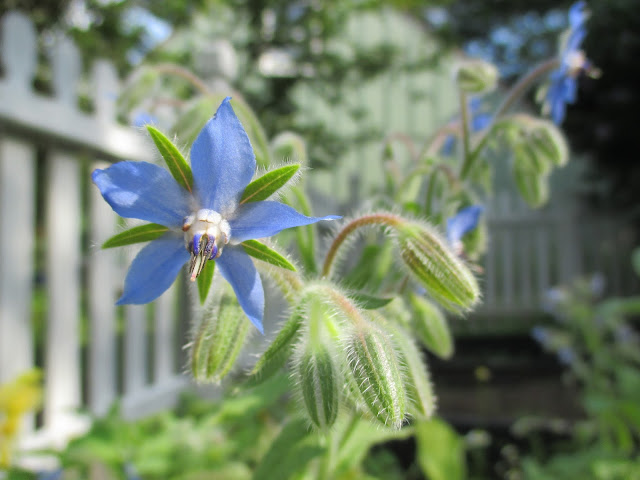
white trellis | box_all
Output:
[0,11,189,455]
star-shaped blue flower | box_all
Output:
[446,205,484,253]
[544,1,594,125]
[92,97,338,333]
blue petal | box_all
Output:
[117,232,189,305]
[472,112,492,131]
[446,205,484,245]
[92,161,191,229]
[190,97,256,213]
[565,26,586,55]
[229,201,340,243]
[568,1,587,29]
[551,97,567,125]
[216,245,265,333]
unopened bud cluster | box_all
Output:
[503,115,568,207]
[253,284,438,430]
[454,59,498,94]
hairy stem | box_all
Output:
[321,213,403,278]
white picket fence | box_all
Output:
[0,8,637,463]
[0,11,189,455]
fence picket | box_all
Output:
[0,138,36,384]
[44,151,82,434]
[88,161,119,416]
[125,252,148,394]
[154,285,177,382]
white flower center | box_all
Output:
[182,209,231,281]
[565,50,588,77]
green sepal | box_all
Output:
[191,296,250,383]
[349,292,394,310]
[102,223,169,249]
[197,261,215,305]
[409,294,454,359]
[242,240,296,271]
[247,311,303,384]
[146,125,194,192]
[240,164,300,204]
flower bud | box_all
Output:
[117,67,160,114]
[291,296,342,429]
[271,131,308,165]
[454,59,498,94]
[395,221,480,313]
[296,345,340,429]
[191,293,251,383]
[344,319,408,429]
[505,115,568,175]
[512,159,550,208]
[527,118,568,168]
[391,324,437,419]
[409,294,453,359]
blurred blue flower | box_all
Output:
[446,205,484,250]
[544,1,595,124]
[93,97,338,332]
[542,286,569,315]
[132,110,157,128]
[557,346,575,366]
[442,98,492,155]
[37,470,63,480]
[531,325,550,346]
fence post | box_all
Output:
[0,12,37,386]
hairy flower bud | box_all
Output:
[191,293,251,383]
[513,159,550,208]
[344,320,408,429]
[390,324,437,419]
[291,296,342,429]
[395,221,480,312]
[409,294,453,359]
[296,345,340,429]
[454,59,498,94]
[504,115,569,176]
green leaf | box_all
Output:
[415,418,466,480]
[102,223,169,249]
[252,418,325,480]
[241,240,296,271]
[147,125,193,192]
[197,261,215,304]
[349,292,394,310]
[240,164,300,204]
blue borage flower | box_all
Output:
[544,1,596,125]
[93,97,339,333]
[446,205,484,254]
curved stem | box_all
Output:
[383,132,420,164]
[153,63,212,96]
[418,123,459,160]
[321,213,403,278]
[460,58,561,180]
